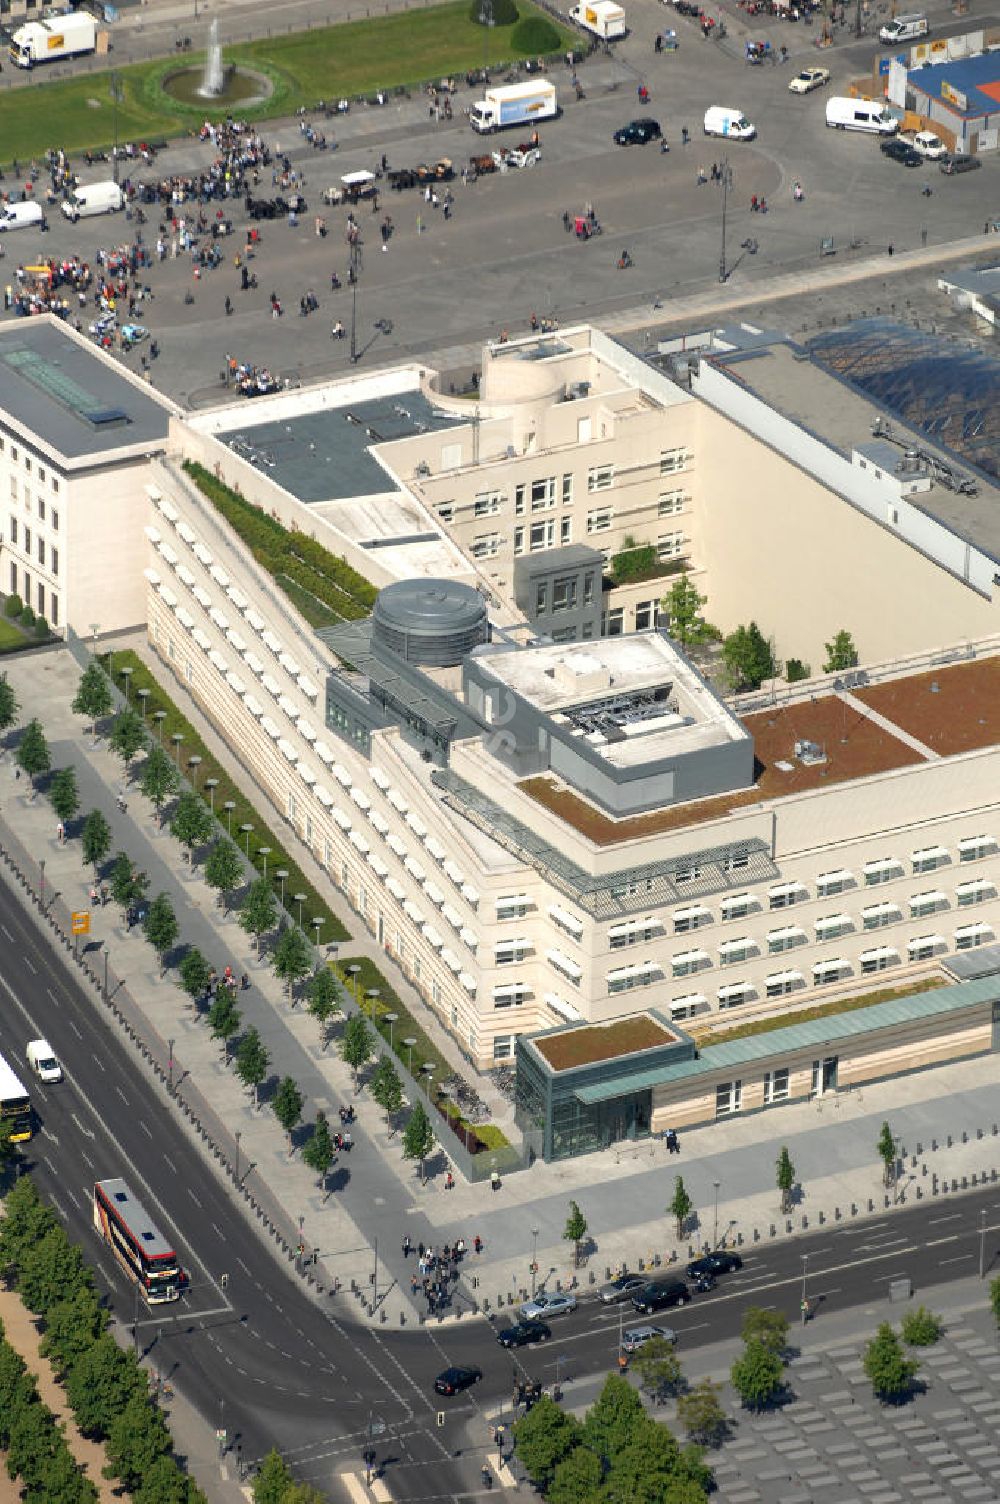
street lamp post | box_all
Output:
[980,1208,988,1279]
[297,1214,305,1270]
[170,731,184,767]
[800,1253,809,1324]
[137,687,151,721]
[120,665,133,702]
[347,963,361,1003]
[718,158,733,284]
[275,868,289,906]
[531,1227,540,1296]
[204,776,219,811]
[240,822,254,857]
[188,754,203,789]
[403,1037,417,1077]
[348,235,363,366]
[103,943,109,1003]
[713,1180,721,1250]
[168,1037,175,1093]
[257,846,272,880]
[235,1129,242,1187]
[384,1011,399,1052]
[294,892,307,928]
[39,859,45,912]
[152,709,167,743]
[223,799,236,835]
[312,916,325,946]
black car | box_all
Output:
[434,1365,483,1396]
[631,1278,691,1315]
[686,1252,743,1280]
[613,118,661,147]
[880,138,921,167]
[939,152,981,175]
[496,1320,552,1349]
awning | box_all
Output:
[673,904,711,924]
[246,610,265,633]
[245,695,264,719]
[912,844,948,864]
[314,741,336,766]
[546,948,582,981]
[369,810,389,835]
[386,877,406,901]
[158,586,178,609]
[766,925,806,944]
[143,566,161,586]
[208,649,228,673]
[387,787,408,813]
[955,923,993,942]
[813,957,847,976]
[607,961,660,984]
[191,627,211,651]
[244,652,265,677]
[544,991,582,1022]
[277,694,298,718]
[350,787,372,811]
[910,890,947,909]
[425,882,445,908]
[404,855,427,883]
[209,607,230,632]
[154,496,178,522]
[226,629,248,654]
[177,521,196,544]
[718,937,751,957]
[279,652,302,677]
[367,853,389,878]
[441,947,462,974]
[144,525,161,544]
[370,768,391,791]
[261,674,281,698]
[497,937,529,957]
[444,859,464,885]
[718,982,752,1001]
[906,936,944,954]
[193,542,213,566]
[670,993,706,1014]
[496,894,528,912]
[815,913,850,933]
[672,948,709,967]
[210,563,230,588]
[192,586,212,609]
[609,917,658,940]
[493,983,528,1001]
[459,972,477,994]
[333,763,353,788]
[459,926,478,950]
[955,880,991,899]
[461,884,480,907]
[721,892,752,911]
[226,671,247,696]
[261,716,281,740]
[158,542,178,566]
[226,584,248,610]
[817,868,854,889]
[859,946,899,963]
[386,833,407,858]
[442,903,463,930]
[406,811,428,839]
[548,903,583,936]
[315,784,334,808]
[959,835,994,854]
[298,764,317,786]
[403,899,424,923]
[176,607,195,630]
[176,564,195,588]
[863,858,901,878]
[296,719,318,742]
[261,630,282,653]
[333,807,352,830]
[769,880,807,900]
[349,829,370,854]
[765,969,803,987]
[425,836,446,862]
[277,738,298,763]
[297,675,319,701]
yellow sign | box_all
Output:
[941,79,968,111]
[47,32,65,48]
[71,911,90,935]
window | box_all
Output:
[414,956,422,981]
[583,572,595,606]
[24,457,30,475]
[560,516,572,545]
[514,485,526,516]
[956,879,995,907]
[535,582,548,614]
[432,980,441,1006]
[675,863,702,886]
[587,464,614,493]
[9,519,16,547]
[323,839,333,868]
[50,547,58,577]
[38,498,45,522]
[815,913,852,940]
[562,473,574,505]
[10,448,17,463]
[671,948,709,978]
[859,946,899,975]
[763,1069,789,1105]
[50,594,58,627]
[9,479,16,501]
[813,957,848,983]
[607,961,660,994]
[660,447,690,475]
[765,970,803,997]
[658,490,686,517]
[721,893,756,921]
[609,917,658,949]
[184,658,193,684]
[531,476,555,510]
[603,606,624,636]
[51,504,59,526]
[9,563,16,593]
[304,814,313,845]
[496,894,532,920]
[718,936,755,964]
[718,982,753,1008]
[910,890,947,916]
[38,468,45,484]
[37,537,44,567]
[23,490,31,514]
[494,938,530,964]
[912,845,948,874]
[586,508,613,534]
[864,857,902,886]
[674,905,710,933]
[437,503,454,523]
[816,869,853,897]
[955,922,994,950]
[493,1035,514,1061]
[769,881,807,909]
[634,599,660,631]
[287,791,298,824]
[23,527,31,555]
[474,491,502,517]
[36,582,44,615]
[715,1080,742,1118]
[670,994,705,1021]
[908,935,944,961]
[472,533,500,559]
[767,925,806,953]
[530,519,554,552]
[52,479,59,497]
[862,902,901,930]
[552,578,577,613]
[959,835,996,862]
[513,527,524,555]
[657,531,685,560]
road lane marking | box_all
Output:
[162,1154,178,1174]
[116,1086,129,1105]
[1,925,12,942]
[926,1235,959,1247]
[187,1189,202,1208]
[140,1120,152,1138]
[212,1222,225,1240]
[939,1255,974,1266]
[929,1214,962,1225]
[67,1019,82,1038]
[237,1258,252,1276]
[70,1113,95,1140]
[24,957,36,974]
[91,1054,106,1072]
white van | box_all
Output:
[703,106,756,141]
[879,12,928,42]
[61,180,124,222]
[0,201,47,232]
[26,1039,63,1084]
[825,96,898,134]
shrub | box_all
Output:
[512,14,560,51]
[901,1306,943,1346]
[470,0,518,22]
[5,593,23,618]
[785,658,810,683]
[33,616,49,639]
[19,604,35,629]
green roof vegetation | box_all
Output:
[691,976,947,1049]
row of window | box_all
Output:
[7,564,58,625]
[8,519,59,575]
[1,438,61,497]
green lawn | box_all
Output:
[0,618,28,653]
[0,3,573,165]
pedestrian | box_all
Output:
[887,242,894,256]
[416,213,423,235]
[57,821,65,845]
[697,166,708,185]
[491,1171,501,1192]
[402,1234,411,1257]
[418,1241,425,1259]
[445,1170,454,1190]
[474,1234,483,1254]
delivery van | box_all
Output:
[825,96,898,134]
[26,1039,63,1084]
[61,180,125,222]
[703,106,756,140]
[879,13,928,42]
[0,201,47,232]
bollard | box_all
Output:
[754,1227,760,1242]
[962,1131,968,1144]
[978,1127,984,1140]
[835,1206,841,1221]
[916,1186,922,1199]
[818,1211,825,1225]
[947,1135,953,1148]
[785,1220,792,1234]
[589,1271,596,1284]
[868,1199,874,1212]
[851,1202,858,1216]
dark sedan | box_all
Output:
[613,118,661,146]
[496,1320,552,1349]
[939,152,981,175]
[880,137,921,167]
[434,1365,483,1396]
[686,1252,743,1280]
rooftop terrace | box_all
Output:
[533,1013,678,1072]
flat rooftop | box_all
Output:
[215,392,462,503]
[476,633,748,769]
[532,1013,679,1072]
[856,656,1000,758]
[521,680,931,846]
[908,52,1000,117]
[0,319,173,462]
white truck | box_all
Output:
[61,180,125,221]
[9,11,97,68]
[570,1,627,40]
[469,80,558,134]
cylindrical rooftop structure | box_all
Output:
[372,579,489,668]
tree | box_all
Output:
[662,575,716,648]
[740,1306,789,1356]
[272,924,312,998]
[49,766,80,826]
[632,1334,684,1401]
[722,621,776,692]
[234,1026,269,1106]
[901,1306,943,1347]
[109,851,147,911]
[669,1175,693,1240]
[18,1224,90,1315]
[0,1340,37,1450]
[143,892,178,974]
[109,707,147,779]
[136,1457,207,1504]
[401,1099,435,1183]
[208,991,241,1060]
[179,947,212,1004]
[0,671,20,748]
[72,661,113,738]
[272,1076,304,1151]
[730,1340,784,1411]
[306,966,342,1046]
[605,1415,689,1504]
[341,1012,374,1087]
[824,629,858,674]
[990,1276,1000,1330]
[65,1333,142,1438]
[204,839,243,914]
[279,1486,329,1504]
[564,1200,588,1268]
[513,1396,580,1492]
[302,1111,335,1193]
[17,717,50,789]
[139,743,179,824]
[30,1436,99,1503]
[81,809,112,875]
[169,789,214,864]
[785,657,810,683]
[877,1119,897,1187]
[0,1178,56,1280]
[239,876,278,951]
[776,1145,795,1216]
[546,1446,604,1504]
[370,1054,404,1133]
[252,1449,294,1504]
[103,1390,172,1491]
[581,1373,645,1462]
[676,1377,728,1447]
[863,1321,918,1403]
[5,1400,57,1492]
[40,1288,107,1379]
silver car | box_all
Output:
[622,1324,676,1354]
[599,1274,647,1305]
[518,1291,578,1321]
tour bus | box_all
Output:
[93,1178,186,1304]
[0,1052,33,1143]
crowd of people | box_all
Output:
[403,1235,479,1315]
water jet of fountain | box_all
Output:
[200,19,225,97]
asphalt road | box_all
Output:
[4,854,1000,1496]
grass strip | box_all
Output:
[690,976,947,1049]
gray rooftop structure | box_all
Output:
[0,320,173,462]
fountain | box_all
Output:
[161,21,272,108]
[201,18,225,97]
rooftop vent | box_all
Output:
[795,739,827,766]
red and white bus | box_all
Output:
[93,1178,185,1304]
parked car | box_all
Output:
[631,1278,691,1314]
[686,1252,743,1280]
[622,1324,676,1354]
[496,1320,552,1349]
[519,1291,578,1321]
[910,129,947,159]
[939,152,981,175]
[788,66,830,94]
[613,118,661,146]
[599,1273,648,1305]
[880,137,922,167]
[434,1366,482,1396]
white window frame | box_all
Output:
[660,447,691,476]
[669,993,706,1020]
[955,922,994,949]
[673,904,712,933]
[815,913,853,940]
[721,893,756,921]
[767,925,807,953]
[812,957,848,983]
[764,969,803,997]
[859,945,899,974]
[671,948,710,978]
[910,890,948,916]
[769,881,807,910]
[816,869,854,897]
[587,464,614,493]
[911,845,949,874]
[861,901,902,931]
[472,532,500,559]
[763,1068,790,1105]
[718,936,755,964]
[864,857,903,887]
[657,490,686,517]
[907,935,945,961]
[657,531,685,561]
[718,982,753,1008]
[473,490,503,517]
[959,835,997,862]
[586,507,613,535]
[956,879,995,908]
[715,1079,742,1118]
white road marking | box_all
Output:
[928,1214,962,1225]
[140,1120,152,1138]
[23,957,36,974]
[162,1154,178,1174]
[926,1235,959,1247]
[187,1189,202,1208]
